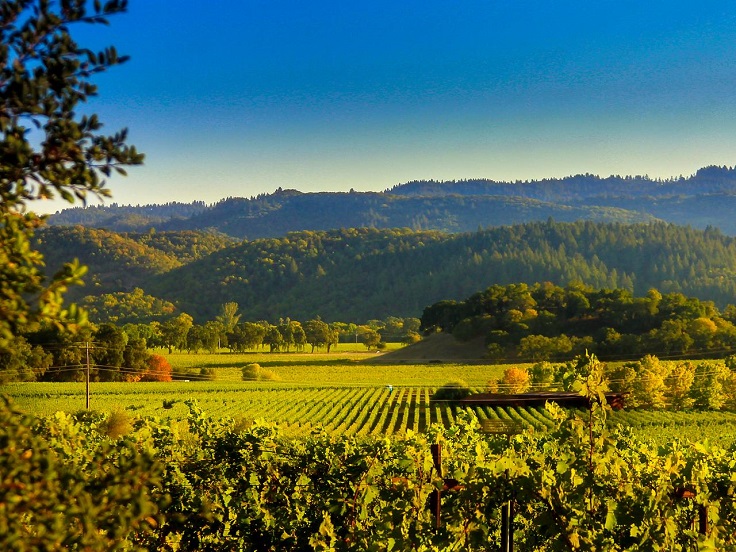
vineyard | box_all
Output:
[4,351,736,550]
[7,378,736,447]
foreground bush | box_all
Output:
[0,398,164,551]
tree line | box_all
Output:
[0,302,421,383]
[488,354,736,411]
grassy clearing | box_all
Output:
[161,349,508,387]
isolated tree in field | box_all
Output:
[0,1,142,350]
[529,361,556,389]
[360,327,381,350]
[140,354,172,382]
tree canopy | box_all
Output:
[0,0,141,349]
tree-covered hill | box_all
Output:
[34,226,235,301]
[36,221,736,324]
[47,201,210,231]
[142,221,736,322]
[50,189,656,238]
[46,165,736,236]
[386,165,736,200]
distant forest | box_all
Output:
[47,165,736,237]
[34,220,736,323]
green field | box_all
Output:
[4,348,736,446]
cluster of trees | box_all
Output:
[493,354,736,410]
[144,306,421,355]
[0,323,172,383]
[81,287,177,324]
[422,282,736,361]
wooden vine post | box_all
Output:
[430,419,521,550]
[483,419,522,552]
[674,488,708,536]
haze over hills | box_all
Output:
[47,165,736,237]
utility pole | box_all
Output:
[85,341,90,409]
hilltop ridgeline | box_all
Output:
[47,165,736,237]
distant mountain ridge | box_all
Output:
[47,165,736,237]
[386,166,736,200]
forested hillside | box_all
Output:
[34,221,736,324]
[34,227,236,301]
[47,201,210,230]
[48,165,736,237]
[50,189,654,238]
[144,221,736,322]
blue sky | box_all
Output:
[42,0,736,212]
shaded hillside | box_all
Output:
[158,190,654,238]
[144,227,447,321]
[120,230,238,264]
[142,221,736,322]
